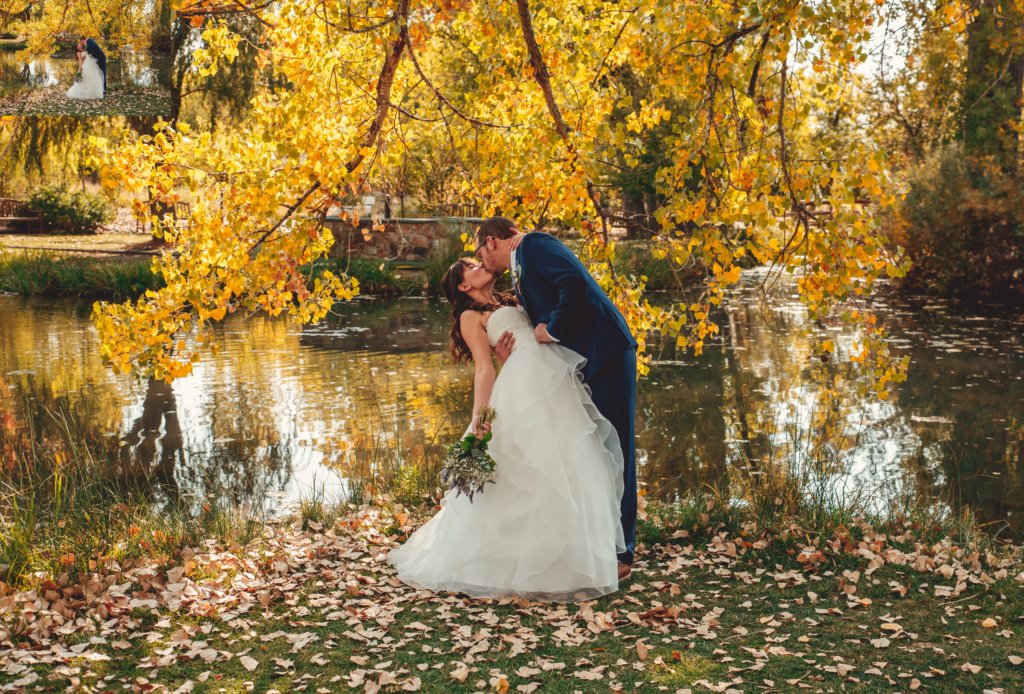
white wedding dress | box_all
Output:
[66,54,104,99]
[388,305,625,602]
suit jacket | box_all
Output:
[85,39,106,89]
[513,232,637,380]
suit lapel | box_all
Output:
[511,245,525,305]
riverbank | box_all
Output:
[0,234,688,299]
[2,414,1022,692]
[1,497,1021,692]
[0,249,161,299]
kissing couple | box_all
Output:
[66,37,106,100]
[389,216,638,602]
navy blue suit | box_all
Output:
[511,232,639,564]
[85,39,106,93]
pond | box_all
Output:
[1,269,1022,539]
[0,49,172,97]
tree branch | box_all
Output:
[515,0,609,239]
[250,0,411,252]
[402,25,513,129]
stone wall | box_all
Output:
[325,217,478,260]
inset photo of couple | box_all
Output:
[0,0,176,116]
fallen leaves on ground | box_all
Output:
[0,85,172,116]
[0,508,1021,692]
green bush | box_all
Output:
[26,185,115,234]
[423,227,467,295]
[613,240,698,291]
[892,144,1024,303]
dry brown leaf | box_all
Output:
[239,655,259,671]
[961,662,982,674]
[980,618,997,628]
[451,664,469,682]
[636,640,650,661]
[1008,655,1022,666]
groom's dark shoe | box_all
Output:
[617,562,632,581]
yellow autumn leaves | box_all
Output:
[88,0,913,395]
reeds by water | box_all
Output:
[0,408,264,590]
[0,250,161,299]
[1,397,1004,592]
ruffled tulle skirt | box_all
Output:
[387,342,625,603]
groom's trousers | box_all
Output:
[586,346,637,566]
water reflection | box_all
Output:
[0,273,1021,539]
[0,50,172,94]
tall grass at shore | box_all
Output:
[0,238,685,301]
[2,397,1010,593]
[0,408,264,590]
[0,251,161,299]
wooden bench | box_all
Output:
[0,198,43,233]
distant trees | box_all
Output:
[869,0,1024,303]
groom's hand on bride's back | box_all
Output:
[534,323,555,343]
[494,331,515,365]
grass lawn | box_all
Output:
[1,507,1021,693]
[0,231,158,255]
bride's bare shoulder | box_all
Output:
[459,309,487,331]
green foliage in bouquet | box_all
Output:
[440,407,497,502]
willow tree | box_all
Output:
[92,0,909,389]
[3,0,171,56]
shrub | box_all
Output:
[26,185,115,234]
[423,225,467,295]
[890,144,1024,303]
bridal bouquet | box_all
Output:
[440,407,497,501]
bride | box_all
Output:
[387,258,625,602]
[66,38,104,100]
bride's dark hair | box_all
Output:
[440,258,516,363]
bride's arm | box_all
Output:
[460,311,496,433]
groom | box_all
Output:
[82,37,107,93]
[476,217,638,580]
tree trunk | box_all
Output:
[962,0,1024,171]
[623,189,648,239]
[151,0,175,52]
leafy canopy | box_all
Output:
[92,0,911,391]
